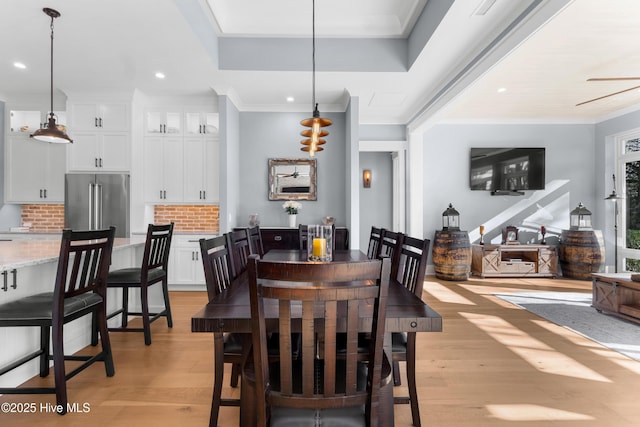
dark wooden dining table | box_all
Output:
[191,250,443,426]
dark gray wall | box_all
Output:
[359,152,392,250]
[237,111,346,228]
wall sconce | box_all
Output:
[363,169,372,188]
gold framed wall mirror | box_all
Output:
[268,158,317,200]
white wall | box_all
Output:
[422,123,596,254]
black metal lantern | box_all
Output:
[570,202,592,230]
[442,203,460,231]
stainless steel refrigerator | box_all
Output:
[64,174,130,237]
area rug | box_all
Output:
[495,291,640,362]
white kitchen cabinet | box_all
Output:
[144,137,184,203]
[9,110,67,134]
[67,132,129,171]
[183,137,219,202]
[145,110,183,135]
[4,135,66,203]
[184,111,218,136]
[67,101,130,171]
[69,102,129,132]
[168,235,211,289]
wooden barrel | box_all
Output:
[559,229,605,280]
[432,230,471,281]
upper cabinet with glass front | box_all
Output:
[145,110,183,135]
[9,110,67,135]
[184,112,218,136]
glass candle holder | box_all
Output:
[307,224,333,262]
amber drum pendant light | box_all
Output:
[31,8,73,144]
[300,0,331,156]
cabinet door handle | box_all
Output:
[274,236,282,241]
[2,271,7,292]
[162,124,166,133]
[95,117,98,127]
[40,189,43,198]
[160,190,163,199]
[99,117,103,127]
[43,189,47,198]
[163,190,167,199]
[11,269,17,289]
[95,158,99,168]
[202,190,206,199]
[99,158,103,168]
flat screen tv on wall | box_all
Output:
[470,147,545,195]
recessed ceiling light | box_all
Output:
[497,87,507,93]
[155,72,165,79]
[13,62,26,69]
[286,96,295,102]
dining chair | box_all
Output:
[246,225,265,256]
[243,254,392,427]
[227,229,252,278]
[102,222,174,345]
[367,226,383,259]
[390,235,431,427]
[199,235,244,427]
[0,227,116,414]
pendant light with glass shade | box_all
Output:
[30,8,73,144]
[300,0,330,156]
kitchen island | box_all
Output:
[0,236,145,389]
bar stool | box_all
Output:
[0,227,116,413]
[102,223,174,345]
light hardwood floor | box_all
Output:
[1,276,639,426]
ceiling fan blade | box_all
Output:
[576,85,640,106]
[587,77,640,81]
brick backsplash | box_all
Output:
[19,204,219,234]
[22,204,65,232]
[154,205,219,233]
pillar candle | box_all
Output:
[313,238,326,257]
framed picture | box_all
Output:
[268,158,317,201]
[502,226,519,244]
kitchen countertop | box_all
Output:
[0,236,145,272]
